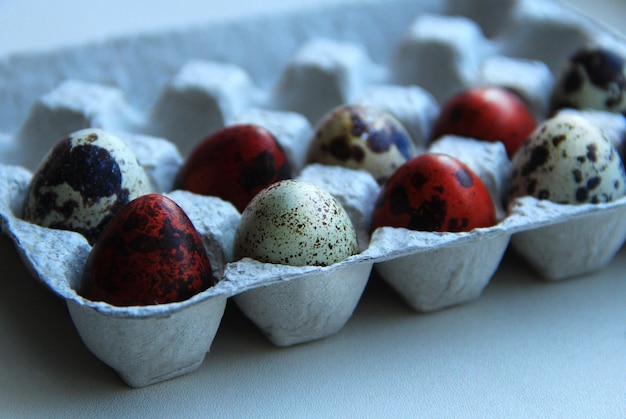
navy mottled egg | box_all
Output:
[307,104,417,183]
[550,47,626,115]
[22,128,152,245]
[80,194,215,306]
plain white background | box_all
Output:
[0,0,625,417]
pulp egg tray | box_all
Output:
[1,0,626,388]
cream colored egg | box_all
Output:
[233,179,358,266]
[507,113,626,205]
[550,47,626,115]
[22,128,152,244]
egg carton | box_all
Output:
[1,0,626,388]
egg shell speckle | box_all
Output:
[307,104,417,183]
[507,112,626,205]
[21,128,152,244]
[234,179,358,267]
[298,163,380,251]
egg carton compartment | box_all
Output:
[1,0,626,387]
[508,195,626,280]
[224,254,375,347]
[0,163,240,387]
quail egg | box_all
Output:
[233,179,358,266]
[22,128,152,244]
[507,112,626,205]
[307,104,417,183]
[431,86,537,158]
[176,124,292,212]
[550,47,626,115]
[81,194,215,306]
[371,153,496,233]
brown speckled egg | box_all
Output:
[550,47,626,116]
[307,104,417,183]
[22,128,151,245]
[371,153,496,233]
[507,112,626,205]
[80,194,215,306]
[233,179,358,266]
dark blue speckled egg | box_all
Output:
[22,128,152,244]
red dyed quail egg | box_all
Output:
[80,194,215,306]
[176,124,292,212]
[371,153,496,233]
[22,128,151,245]
[550,47,626,115]
[233,179,358,267]
[307,104,417,183]
[507,112,626,205]
[431,86,537,158]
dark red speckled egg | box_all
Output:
[176,124,292,212]
[371,153,496,233]
[80,194,215,306]
[431,86,536,158]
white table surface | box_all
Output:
[1,1,625,417]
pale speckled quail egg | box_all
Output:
[22,128,152,244]
[550,47,626,116]
[506,113,626,205]
[233,179,358,267]
[307,104,417,183]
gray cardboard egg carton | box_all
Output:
[1,0,626,387]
